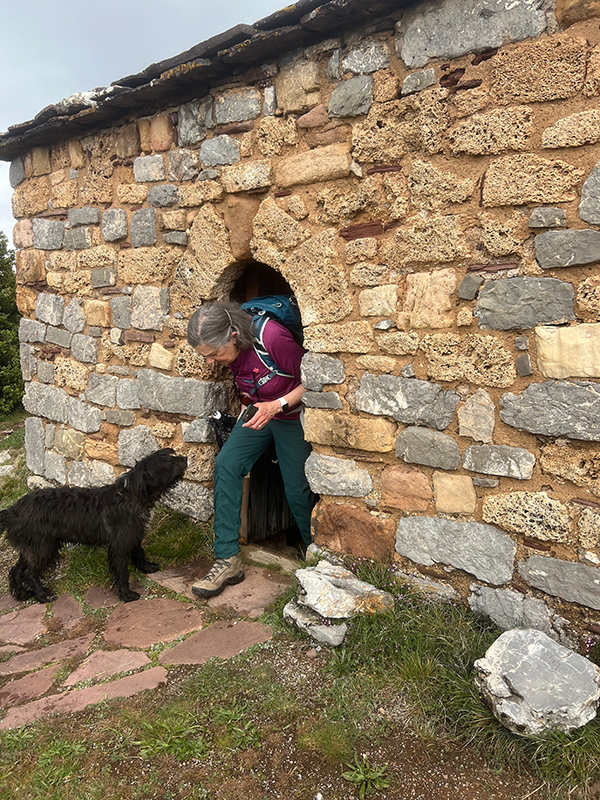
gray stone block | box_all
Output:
[86,373,118,407]
[474,278,574,330]
[110,296,132,330]
[163,231,188,246]
[302,391,343,409]
[296,560,394,619]
[68,461,91,488]
[200,135,241,167]
[53,428,85,459]
[401,68,437,95]
[37,361,55,384]
[118,425,159,467]
[519,554,600,611]
[516,354,533,377]
[342,40,390,74]
[131,286,167,331]
[45,326,72,349]
[283,598,348,647]
[356,373,459,430]
[147,185,180,207]
[168,149,199,182]
[36,293,65,326]
[301,353,345,391]
[25,416,45,475]
[105,409,136,427]
[32,218,64,250]
[326,49,341,81]
[88,327,102,338]
[101,209,128,242]
[182,419,215,443]
[71,334,98,364]
[91,268,117,289]
[463,444,535,480]
[214,89,261,124]
[328,75,374,118]
[178,98,211,146]
[529,207,567,228]
[19,318,46,343]
[23,383,68,423]
[457,275,484,300]
[500,380,600,441]
[136,369,227,417]
[396,426,460,470]
[395,516,516,585]
[473,477,499,488]
[133,155,165,182]
[373,319,395,330]
[304,452,373,497]
[63,298,86,334]
[263,85,277,116]
[579,162,600,224]
[63,228,91,251]
[90,460,116,486]
[401,365,415,378]
[469,585,556,636]
[116,379,140,410]
[515,336,529,351]
[131,208,156,248]
[9,157,25,187]
[27,475,54,490]
[69,207,101,227]
[20,343,36,381]
[163,481,213,522]
[68,397,102,433]
[535,229,600,270]
[398,0,547,68]
[69,169,79,179]
[198,168,220,181]
[107,365,130,375]
[45,450,66,484]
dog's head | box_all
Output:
[125,448,188,504]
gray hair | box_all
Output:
[187,302,255,351]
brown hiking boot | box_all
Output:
[192,555,245,598]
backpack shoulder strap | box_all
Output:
[251,316,294,379]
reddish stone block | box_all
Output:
[159,620,272,666]
[0,634,95,676]
[0,664,61,708]
[381,465,433,512]
[104,597,204,649]
[311,502,396,561]
[64,649,150,686]
[0,604,47,646]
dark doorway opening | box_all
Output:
[231,261,304,559]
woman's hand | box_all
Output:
[242,400,282,430]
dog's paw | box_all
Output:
[119,588,141,602]
[139,561,160,573]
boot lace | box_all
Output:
[204,558,231,582]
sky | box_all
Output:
[0,0,287,244]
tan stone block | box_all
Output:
[115,123,141,159]
[54,357,90,391]
[221,160,274,193]
[381,465,432,511]
[53,428,85,460]
[359,284,397,317]
[85,439,119,465]
[117,184,148,204]
[420,333,515,387]
[542,110,600,149]
[479,213,525,257]
[536,323,600,379]
[152,422,177,439]
[285,196,308,220]
[50,170,66,187]
[311,501,396,561]
[52,143,71,171]
[577,276,600,321]
[68,139,87,169]
[491,35,586,104]
[275,143,351,188]
[12,220,34,249]
[62,272,93,297]
[46,272,64,290]
[51,178,79,209]
[47,251,77,271]
[350,262,388,287]
[449,107,533,156]
[373,71,400,103]
[541,441,600,497]
[457,308,473,327]
[239,131,254,158]
[376,331,420,355]
[250,196,309,269]
[380,216,464,270]
[305,125,352,149]
[224,195,262,261]
[31,146,51,176]
[256,116,299,156]
[345,238,377,265]
[275,61,320,113]
[317,172,408,225]
[458,388,495,444]
[118,246,180,284]
[161,210,187,231]
[178,180,224,207]
[15,250,45,285]
[303,408,396,452]
[483,492,572,542]
[578,506,600,550]
[584,46,600,96]
[556,0,600,25]
[83,300,110,328]
[482,154,582,207]
[150,115,175,152]
[398,269,456,330]
[175,444,216,482]
[408,161,475,209]
[78,246,118,271]
[139,119,152,153]
[304,321,374,353]
[356,355,397,372]
[16,286,37,316]
[297,104,328,128]
[80,172,113,205]
[149,342,174,371]
[11,176,51,217]
[449,86,490,119]
[433,473,476,515]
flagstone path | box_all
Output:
[0,555,295,730]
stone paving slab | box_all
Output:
[0,594,23,613]
[0,664,61,708]
[159,620,272,666]
[64,649,151,686]
[0,645,25,657]
[0,604,47,645]
[0,666,168,730]
[241,544,300,575]
[0,634,95,676]
[52,594,84,631]
[150,560,211,597]
[104,597,204,648]
[84,583,145,609]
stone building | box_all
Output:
[3,0,600,639]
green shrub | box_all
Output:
[0,231,23,417]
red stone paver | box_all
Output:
[159,620,272,666]
[0,645,25,657]
[0,634,95,676]
[52,594,84,631]
[0,594,23,613]
[64,649,150,686]
[150,560,211,598]
[104,597,204,648]
[0,604,47,646]
[0,664,61,708]
[84,583,145,609]
[207,565,293,618]
[0,666,168,730]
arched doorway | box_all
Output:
[230,260,292,304]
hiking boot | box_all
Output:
[192,555,245,598]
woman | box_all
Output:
[187,301,316,597]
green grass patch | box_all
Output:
[144,507,214,565]
[298,718,355,763]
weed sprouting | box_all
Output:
[342,753,390,798]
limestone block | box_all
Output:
[149,343,174,371]
[25,417,45,475]
[396,426,460,470]
[398,269,455,329]
[529,207,567,229]
[118,425,159,467]
[115,123,141,159]
[476,277,575,331]
[136,369,227,417]
[380,216,463,270]
[20,343,36,382]
[223,195,262,261]
[181,419,215,444]
[342,40,390,74]
[381,464,432,511]
[32,218,63,250]
[116,379,140,410]
[256,117,299,157]
[167,149,199,182]
[408,161,474,210]
[540,441,600,497]
[420,333,516,388]
[301,353,345,391]
[401,68,436,96]
[178,180,224,207]
[377,331,420,355]
[67,398,101,433]
[15,250,45,285]
[45,326,72,348]
[458,389,495,443]
[71,334,98,364]
[19,318,46,344]
[468,585,562,640]
[163,480,213,521]
[296,560,394,618]
[45,450,66,484]
[303,391,343,409]
[483,492,571,542]
[214,88,261,124]
[9,157,25,188]
[358,285,397,317]
[303,408,396,452]
[131,208,156,248]
[85,373,118,407]
[118,246,180,285]
[304,452,373,497]
[395,516,516,585]
[283,599,347,647]
[328,76,374,118]
[536,323,600,379]
[345,238,377,264]
[536,229,600,270]
[579,161,600,224]
[82,299,110,328]
[449,107,533,155]
[131,286,168,331]
[178,98,211,146]
[53,428,85,460]
[12,219,33,249]
[275,61,320,113]
[221,159,273,193]
[133,155,165,183]
[482,154,583,207]
[199,135,240,167]
[463,444,535,480]
[433,473,476,515]
[36,293,65,327]
[276,143,351,189]
[303,321,373,353]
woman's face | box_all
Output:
[195,336,240,365]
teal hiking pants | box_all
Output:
[213,417,316,559]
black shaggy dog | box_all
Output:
[0,447,187,603]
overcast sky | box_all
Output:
[0,0,286,243]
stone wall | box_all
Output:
[8,0,600,639]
